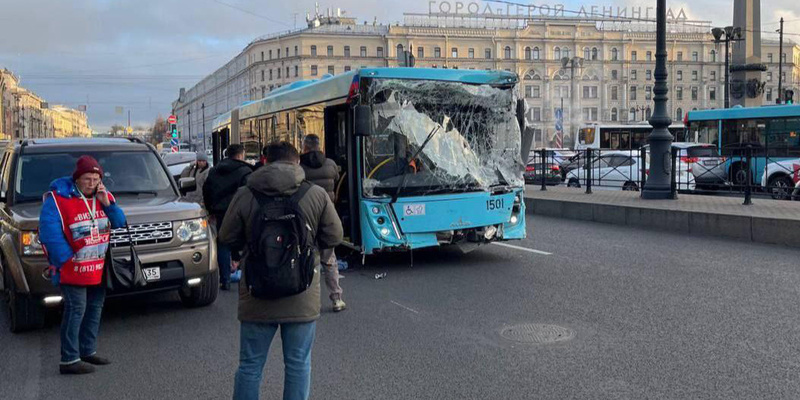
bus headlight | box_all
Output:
[510,215,519,225]
[177,218,208,243]
[22,231,44,255]
[380,227,391,237]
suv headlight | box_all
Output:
[22,231,44,255]
[176,218,208,243]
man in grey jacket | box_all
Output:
[180,152,210,206]
[220,141,343,400]
[299,134,346,312]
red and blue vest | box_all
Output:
[45,191,117,286]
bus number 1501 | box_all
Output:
[486,198,504,210]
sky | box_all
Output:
[0,0,798,132]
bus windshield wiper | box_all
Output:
[391,124,441,203]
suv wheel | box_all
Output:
[769,175,794,200]
[179,269,219,308]
[6,273,45,333]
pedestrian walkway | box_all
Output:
[525,186,800,248]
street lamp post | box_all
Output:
[561,56,583,148]
[201,102,206,152]
[642,0,673,200]
[187,109,191,149]
[712,26,743,109]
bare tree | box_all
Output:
[151,115,167,144]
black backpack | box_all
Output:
[245,182,316,299]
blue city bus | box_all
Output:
[686,105,800,187]
[211,68,532,256]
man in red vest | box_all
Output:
[39,155,126,375]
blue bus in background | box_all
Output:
[212,68,533,257]
[686,105,800,187]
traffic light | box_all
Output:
[170,123,178,139]
[785,89,794,105]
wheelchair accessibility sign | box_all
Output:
[403,204,426,216]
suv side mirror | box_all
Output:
[354,105,373,137]
[178,177,196,195]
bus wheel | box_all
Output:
[567,179,581,188]
[769,175,793,200]
[731,163,751,189]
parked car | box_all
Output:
[761,158,800,200]
[524,157,562,186]
[528,148,577,181]
[642,143,711,192]
[162,151,199,181]
[566,151,696,191]
[1,138,218,332]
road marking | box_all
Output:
[491,242,552,255]
[390,300,420,314]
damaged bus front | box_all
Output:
[353,70,530,254]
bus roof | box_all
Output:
[234,67,519,122]
[581,123,685,129]
[212,111,231,131]
[687,104,800,121]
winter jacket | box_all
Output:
[180,162,210,206]
[39,177,126,286]
[300,151,340,202]
[202,158,253,220]
[219,161,343,324]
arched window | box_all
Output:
[676,107,683,121]
[592,47,598,60]
[311,45,317,56]
[525,47,531,60]
[611,108,618,121]
[710,50,717,62]
[554,47,561,60]
[504,46,512,59]
[584,47,591,59]
[563,47,570,58]
[397,44,403,55]
[533,47,540,60]
[524,70,542,80]
[645,107,652,120]
[611,48,619,61]
[553,69,570,80]
[629,108,636,121]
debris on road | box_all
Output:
[374,273,387,280]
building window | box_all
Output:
[710,71,716,81]
[277,68,281,79]
[311,65,318,76]
[295,46,298,56]
[311,46,317,56]
[767,88,773,101]
[646,107,652,120]
[630,86,637,100]
[646,70,652,80]
[554,47,561,60]
[631,70,637,80]
[278,49,281,58]
[611,85,619,100]
[555,85,570,98]
[328,66,334,75]
[286,66,289,77]
[582,107,598,121]
[647,51,652,61]
[434,47,441,58]
[397,44,404,57]
[532,85,541,98]
[418,47,424,59]
[768,53,773,63]
[360,46,367,57]
[710,87,716,101]
[468,48,475,58]
[261,51,264,61]
[710,50,716,62]
[582,86,598,99]
[261,86,265,98]
[782,53,786,63]
[676,108,683,121]
[261,70,264,81]
[692,51,698,62]
[563,47,570,58]
[269,69,273,80]
[532,107,541,122]
[677,70,683,81]
[646,86,652,100]
[525,85,532,97]
[676,86,683,100]
[611,48,619,61]
[485,48,492,59]
[782,72,786,82]
[592,47,598,60]
[377,47,384,57]
[344,66,351,72]
[584,47,591,59]
[525,47,531,60]
[533,47,540,60]
[612,70,618,80]
[324,45,333,57]
[269,50,273,59]
[504,46,512,59]
[767,72,772,82]
[629,108,636,121]
[692,71,699,81]
[631,51,637,61]
[677,51,683,61]
[452,47,458,58]
[611,107,618,121]
[344,46,350,57]
[295,66,299,77]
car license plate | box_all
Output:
[143,267,161,282]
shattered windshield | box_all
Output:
[362,79,523,197]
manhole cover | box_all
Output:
[500,324,575,344]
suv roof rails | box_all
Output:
[126,137,145,144]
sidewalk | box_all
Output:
[525,186,800,248]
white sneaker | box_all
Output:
[332,299,347,312]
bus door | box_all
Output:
[212,127,230,165]
[324,103,360,247]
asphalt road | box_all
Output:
[3,216,800,399]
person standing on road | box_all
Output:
[39,155,127,375]
[181,152,211,206]
[299,134,346,312]
[220,142,343,400]
[203,144,254,291]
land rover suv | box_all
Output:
[0,138,218,332]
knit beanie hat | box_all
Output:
[73,155,103,181]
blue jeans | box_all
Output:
[233,321,317,400]
[218,241,231,285]
[60,284,105,364]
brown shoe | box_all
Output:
[59,361,96,375]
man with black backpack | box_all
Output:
[203,144,254,291]
[219,142,342,400]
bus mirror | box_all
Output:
[355,105,373,137]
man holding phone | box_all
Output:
[39,155,127,375]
